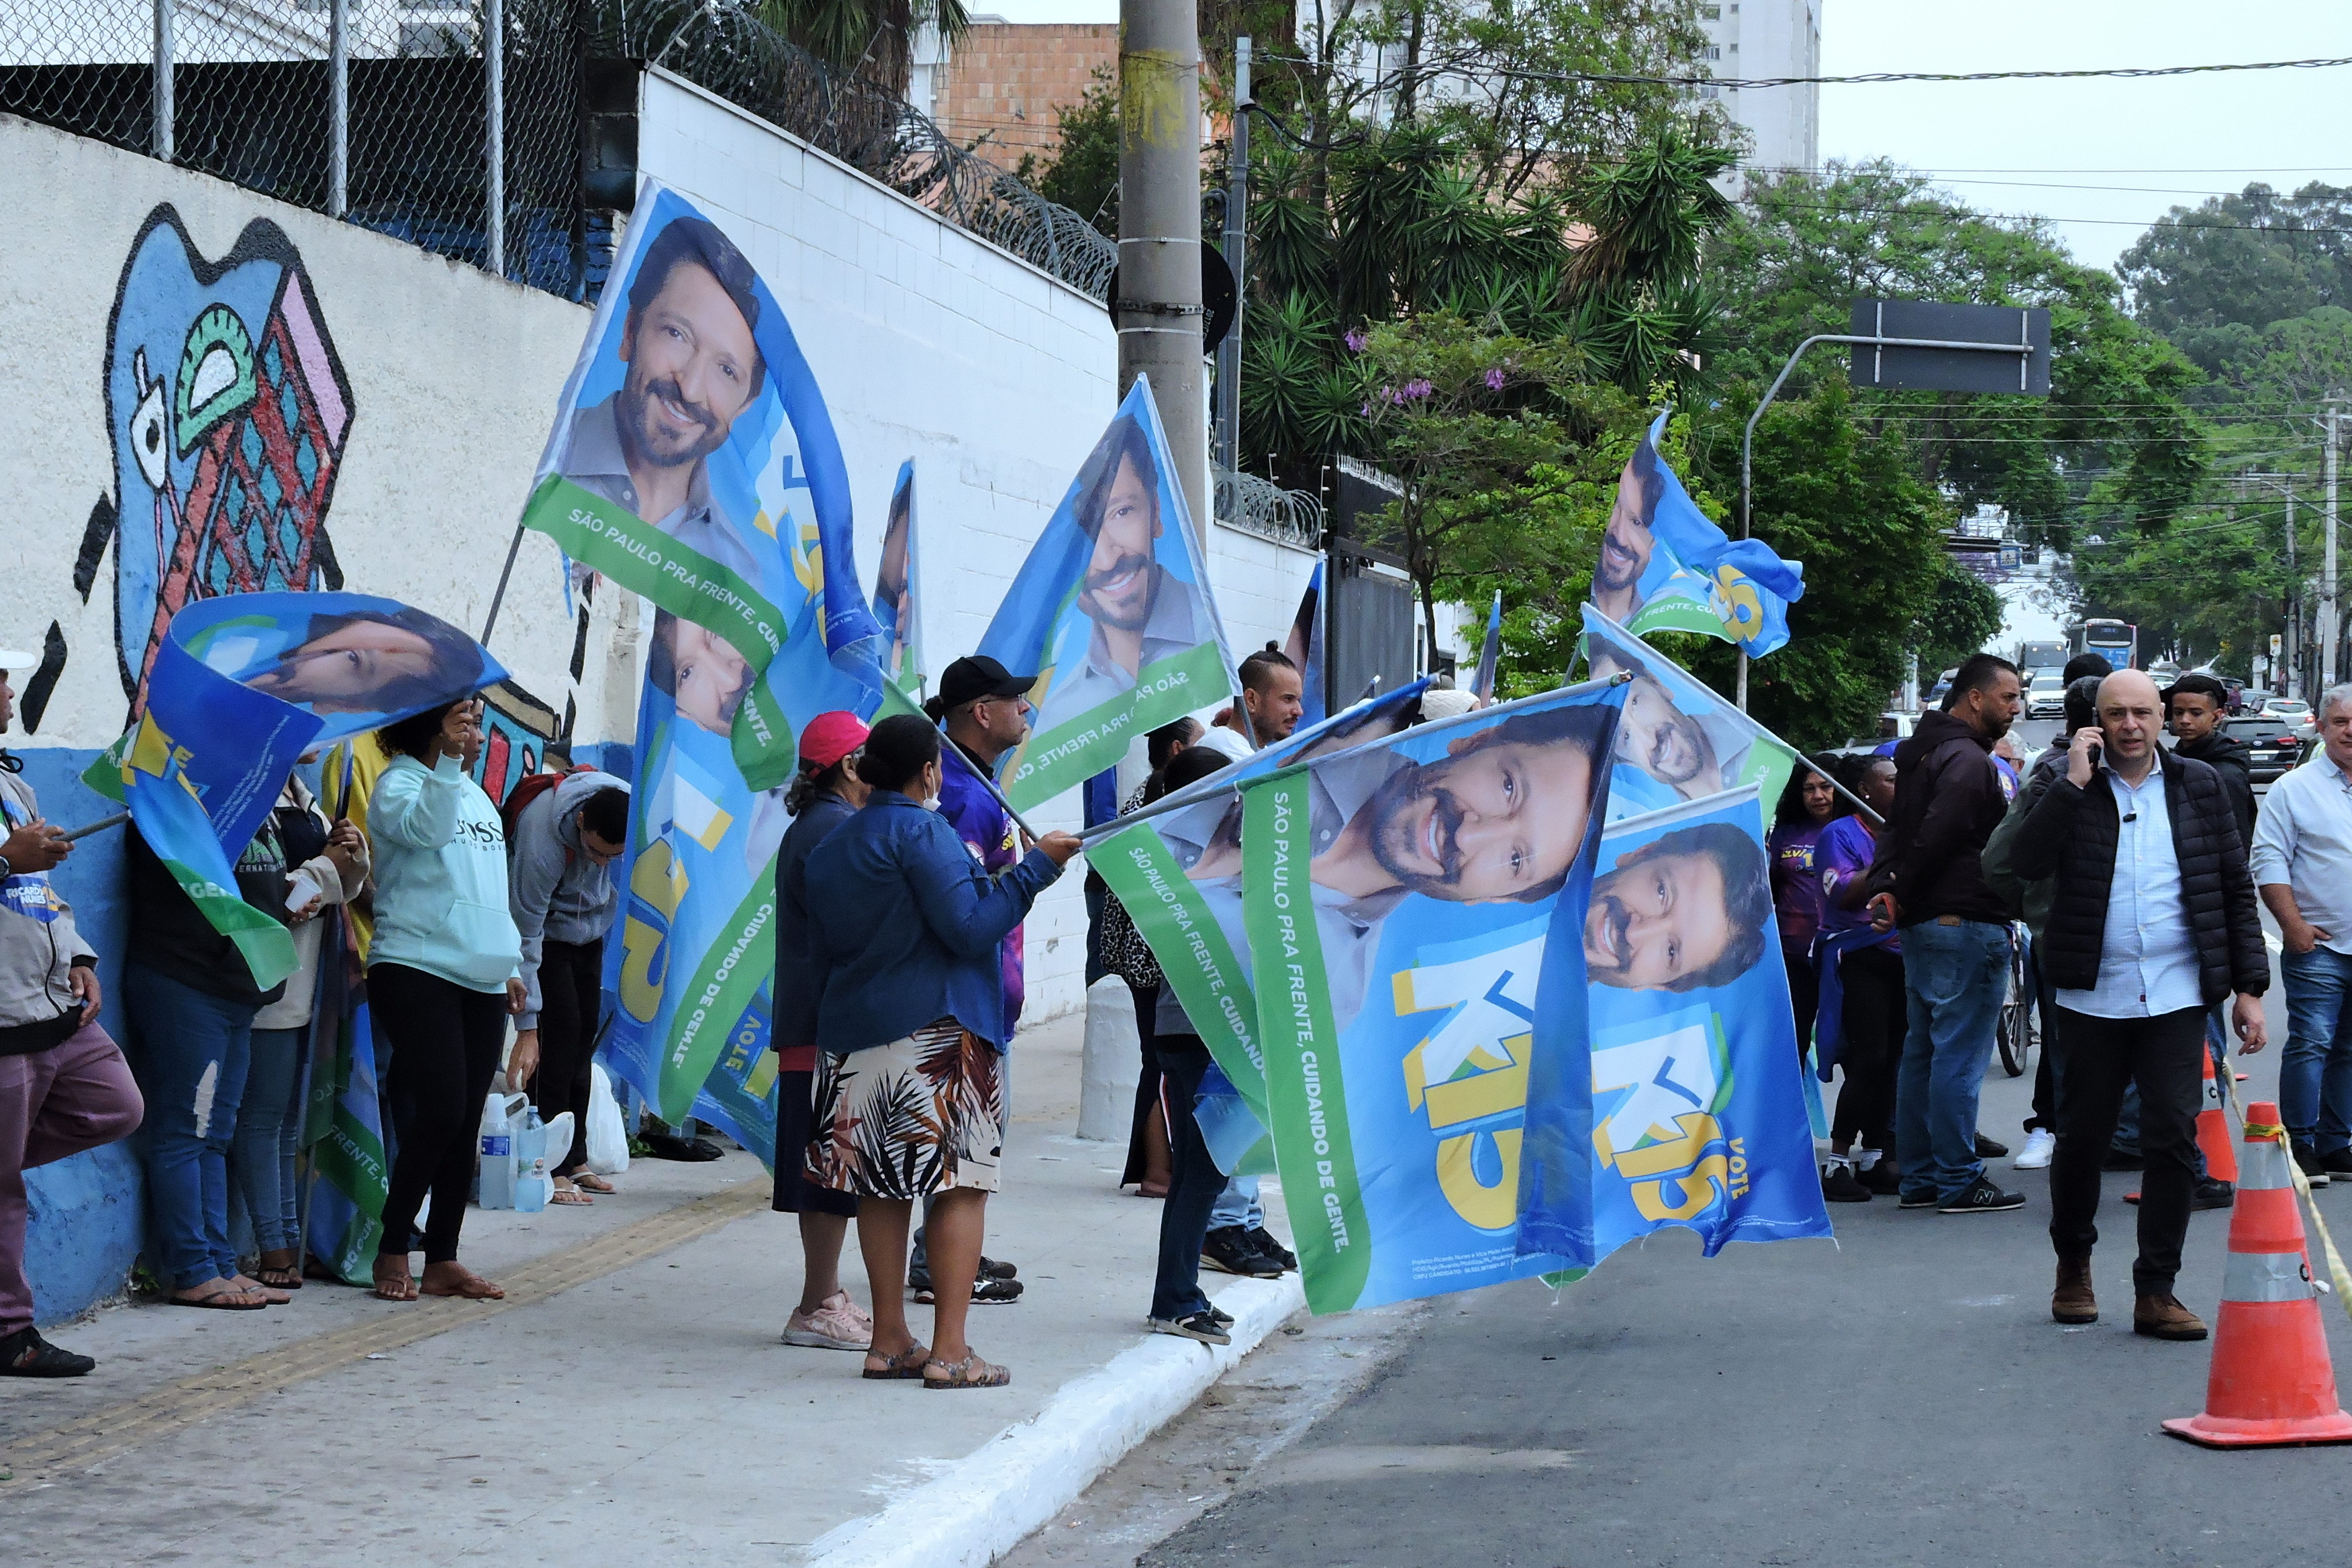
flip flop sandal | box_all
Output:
[862,1345,932,1380]
[169,1289,268,1311]
[572,1172,617,1194]
[923,1353,1011,1390]
[420,1272,506,1300]
[254,1266,303,1290]
[550,1184,593,1206]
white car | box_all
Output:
[2026,673,2066,719]
[2263,697,2317,738]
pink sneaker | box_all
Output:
[782,1290,873,1350]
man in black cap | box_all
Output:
[910,654,1041,1305]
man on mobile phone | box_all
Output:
[2011,671,2270,1341]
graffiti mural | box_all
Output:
[92,206,353,712]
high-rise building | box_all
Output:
[1697,0,1821,178]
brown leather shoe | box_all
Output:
[2134,1292,2209,1340]
[2052,1258,2097,1324]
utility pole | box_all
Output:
[2327,398,2343,692]
[1213,37,1250,476]
[1118,0,1208,540]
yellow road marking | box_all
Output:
[0,1179,769,1489]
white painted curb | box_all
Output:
[805,1274,1308,1568]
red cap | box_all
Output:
[800,711,870,771]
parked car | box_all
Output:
[2230,714,2307,783]
[1841,711,1915,755]
[2026,672,2067,719]
[2261,696,2317,740]
[1925,669,1958,706]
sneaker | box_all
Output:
[2102,1147,2145,1172]
[2191,1178,2236,1211]
[1856,1158,1902,1195]
[2321,1149,2352,1177]
[1202,1226,1284,1279]
[1820,1161,1872,1203]
[1150,1310,1232,1345]
[0,1325,95,1378]
[1939,1176,2027,1213]
[2013,1128,2057,1171]
[979,1255,1019,1282]
[781,1290,873,1350]
[1245,1226,1297,1272]
[909,1268,1026,1305]
[1897,1191,1940,1209]
[1208,1304,1235,1328]
[2293,1138,2333,1188]
[1975,1133,2010,1159]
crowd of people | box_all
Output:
[1764,648,2352,1343]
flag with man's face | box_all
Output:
[1233,681,1625,1312]
[1581,606,1802,828]
[1589,412,1804,658]
[980,378,1238,809]
[517,182,887,1145]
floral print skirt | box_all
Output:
[807,1019,1005,1199]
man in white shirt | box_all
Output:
[2009,671,2270,1341]
[2251,684,2352,1186]
[1195,646,1304,763]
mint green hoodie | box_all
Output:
[367,753,523,992]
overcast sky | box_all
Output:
[964,0,2346,275]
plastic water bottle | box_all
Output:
[477,1092,527,1211]
[513,1108,550,1213]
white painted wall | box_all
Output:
[633,68,1319,1021]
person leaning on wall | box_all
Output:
[0,647,143,1376]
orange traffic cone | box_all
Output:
[2163,1102,2352,1448]
[2197,1045,2239,1185]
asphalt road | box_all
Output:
[1100,937,2336,1568]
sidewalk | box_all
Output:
[0,1011,1302,1566]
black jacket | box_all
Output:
[125,819,292,1007]
[1872,710,2012,927]
[2176,730,2256,848]
[2009,748,2267,1002]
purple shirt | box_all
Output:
[936,743,1025,1039]
[1768,820,1829,952]
[1817,814,1896,952]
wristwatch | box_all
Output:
[0,855,14,881]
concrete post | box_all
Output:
[1117,0,1207,539]
[486,0,506,278]
[329,0,349,217]
[152,0,174,163]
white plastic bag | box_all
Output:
[586,1063,630,1176]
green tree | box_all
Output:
[2118,183,2352,376]
[1015,67,1120,235]
[753,0,968,92]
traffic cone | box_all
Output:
[2197,1046,2239,1185]
[2163,1103,2352,1449]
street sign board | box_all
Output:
[1849,298,2052,396]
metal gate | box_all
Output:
[1326,538,1416,711]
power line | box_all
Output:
[1261,50,2352,90]
[1734,193,2352,235]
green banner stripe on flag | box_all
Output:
[1243,775,1372,1315]
[1003,638,1231,808]
[655,874,777,1125]
[161,855,296,990]
[1628,597,1731,644]
[523,475,787,665]
[1091,821,1269,1120]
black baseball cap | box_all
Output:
[938,654,1037,710]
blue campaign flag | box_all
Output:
[1288,560,1327,728]
[1471,590,1503,702]
[980,377,1238,808]
[1592,412,1805,658]
[1559,788,1833,1265]
[97,591,505,987]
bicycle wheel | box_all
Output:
[1997,933,2033,1078]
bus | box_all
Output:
[2074,618,2136,668]
[2015,640,2068,677]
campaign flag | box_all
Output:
[1236,681,1626,1312]
[305,1000,389,1285]
[1581,606,1803,829]
[1470,590,1503,703]
[875,459,924,701]
[1284,561,1328,728]
[1589,412,1804,658]
[982,378,1238,808]
[1088,680,1431,1168]
[86,591,503,988]
[1534,789,1832,1270]
[515,183,887,1139]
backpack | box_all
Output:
[501,765,596,850]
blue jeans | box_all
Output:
[125,962,260,1290]
[1210,1174,1262,1231]
[2280,947,2352,1152]
[1897,920,2009,1201]
[232,1026,306,1254]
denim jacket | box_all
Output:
[806,793,1065,1053]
